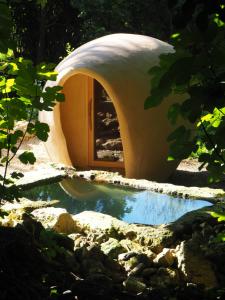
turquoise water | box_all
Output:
[24,178,212,225]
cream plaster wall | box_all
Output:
[39,33,182,181]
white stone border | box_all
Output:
[74,170,225,202]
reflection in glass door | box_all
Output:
[88,79,124,168]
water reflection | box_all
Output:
[24,178,134,220]
[24,178,212,225]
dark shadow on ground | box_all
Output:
[168,170,225,190]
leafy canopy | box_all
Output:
[145,0,225,183]
[0,0,64,200]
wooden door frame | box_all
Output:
[87,77,124,169]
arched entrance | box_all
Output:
[60,73,124,171]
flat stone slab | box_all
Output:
[73,210,127,231]
[15,164,67,190]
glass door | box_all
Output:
[88,79,124,169]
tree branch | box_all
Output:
[8,107,34,164]
[2,102,11,188]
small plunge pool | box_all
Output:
[23,178,213,225]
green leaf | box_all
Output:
[10,130,23,145]
[11,146,17,154]
[0,62,8,71]
[211,211,225,222]
[171,33,180,39]
[199,153,212,163]
[214,232,225,242]
[50,288,58,296]
[167,155,175,161]
[145,51,192,109]
[0,132,7,142]
[18,151,36,164]
[169,140,196,160]
[168,103,181,124]
[213,14,225,28]
[8,62,19,75]
[37,71,57,81]
[36,0,48,9]
[55,92,65,102]
[19,96,32,106]
[34,121,49,141]
[1,156,7,163]
[167,126,188,142]
[10,172,24,179]
[0,120,7,128]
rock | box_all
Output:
[135,225,175,253]
[125,230,137,240]
[144,249,156,261]
[153,248,175,267]
[73,211,127,233]
[101,238,126,259]
[135,253,152,265]
[0,210,24,227]
[53,233,74,251]
[74,236,89,248]
[94,232,107,243]
[64,250,80,273]
[157,267,179,280]
[128,263,145,276]
[205,242,225,264]
[123,277,146,294]
[123,256,139,272]
[102,138,123,151]
[73,211,175,253]
[175,241,218,288]
[2,198,59,213]
[118,251,137,261]
[203,242,225,284]
[142,267,157,278]
[119,239,142,252]
[54,212,81,234]
[81,258,105,275]
[86,273,113,289]
[16,167,66,189]
[96,138,105,148]
[85,244,108,262]
[150,267,179,287]
[68,233,83,242]
[32,207,81,234]
[103,256,122,273]
[102,117,118,129]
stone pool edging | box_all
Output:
[74,170,225,202]
[15,164,225,202]
[15,164,74,190]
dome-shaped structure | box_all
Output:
[40,33,180,181]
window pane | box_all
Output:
[94,80,124,162]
